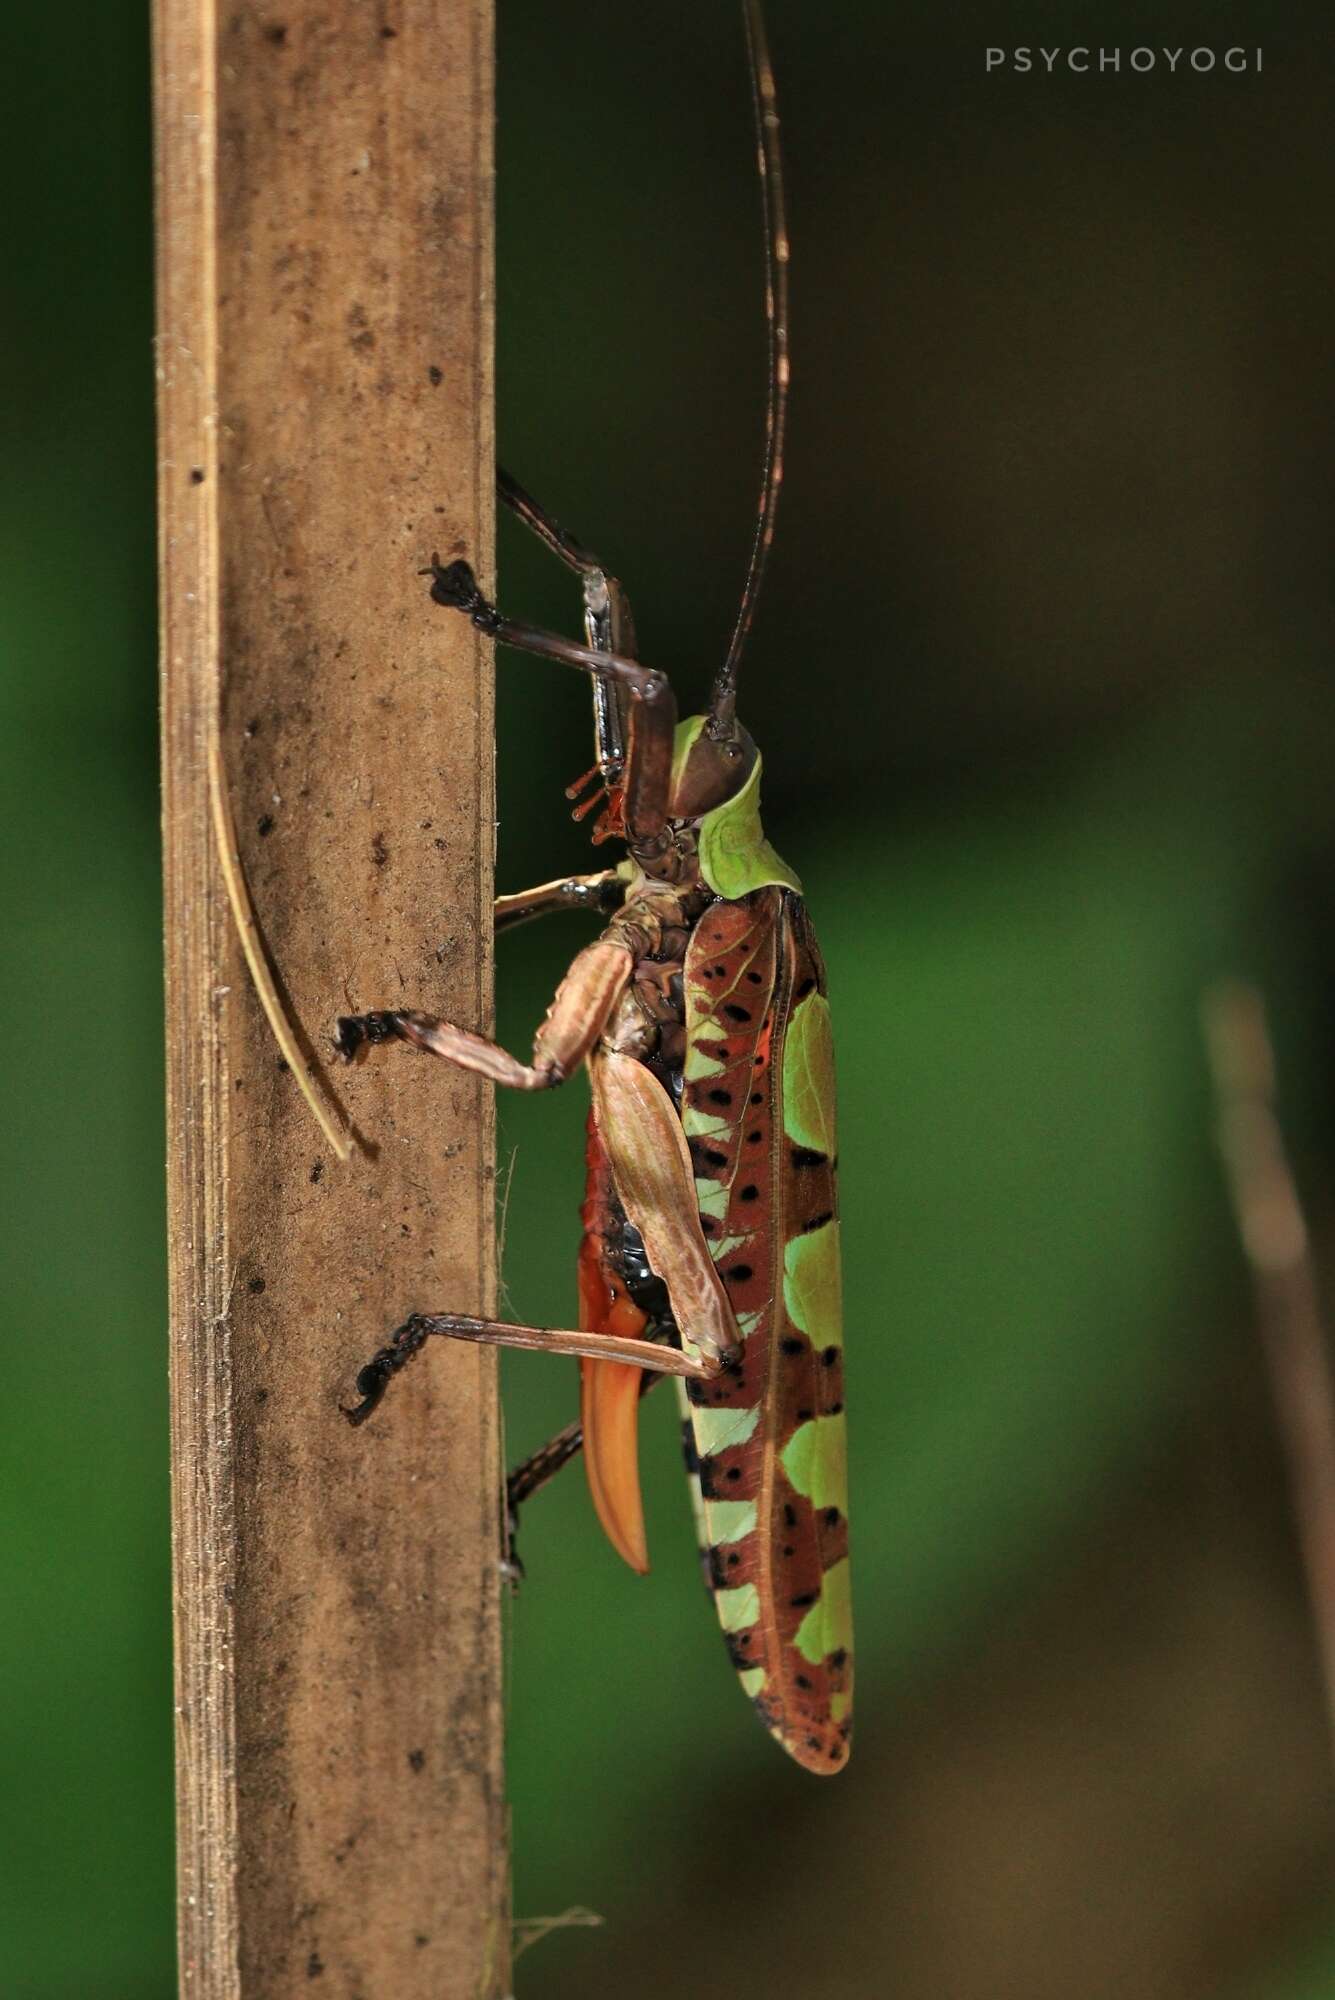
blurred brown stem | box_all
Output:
[1204,980,1335,1761]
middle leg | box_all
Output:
[494,869,624,936]
[335,933,633,1089]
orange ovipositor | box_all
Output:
[578,1114,651,1573]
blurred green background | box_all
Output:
[6,0,1335,1993]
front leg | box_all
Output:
[425,560,676,857]
[336,935,632,1088]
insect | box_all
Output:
[336,0,851,1775]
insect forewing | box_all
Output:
[679,889,852,1773]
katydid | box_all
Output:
[339,0,851,1774]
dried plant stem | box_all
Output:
[155,1,508,1992]
[1204,980,1335,1761]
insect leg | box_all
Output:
[494,869,624,936]
[498,466,605,576]
[424,559,677,854]
[502,1374,666,1574]
[589,1049,745,1367]
[502,1419,584,1580]
[336,937,633,1089]
[346,1314,726,1424]
[498,468,637,779]
[505,1374,665,1510]
[498,466,637,649]
[507,1419,585,1512]
[425,557,657,698]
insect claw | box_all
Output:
[343,1358,389,1426]
[423,556,502,636]
[335,1011,403,1062]
[426,556,477,605]
[334,1016,367,1063]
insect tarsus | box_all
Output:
[420,555,500,630]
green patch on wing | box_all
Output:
[694,1177,730,1220]
[782,992,836,1157]
[783,1221,842,1353]
[671,716,801,899]
[782,1414,848,1514]
[692,1403,760,1455]
[705,1499,758,1542]
[716,1582,760,1633]
[794,1556,852,1667]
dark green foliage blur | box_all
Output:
[6,0,1335,1993]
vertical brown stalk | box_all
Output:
[155,2,509,1994]
[1205,981,1335,1770]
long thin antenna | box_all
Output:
[710,0,790,737]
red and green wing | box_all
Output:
[680,887,851,1773]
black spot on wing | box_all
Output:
[707,1547,733,1590]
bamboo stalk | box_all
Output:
[155,3,509,1993]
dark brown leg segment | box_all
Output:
[507,1419,585,1513]
[506,1372,663,1510]
[501,1374,666,1576]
